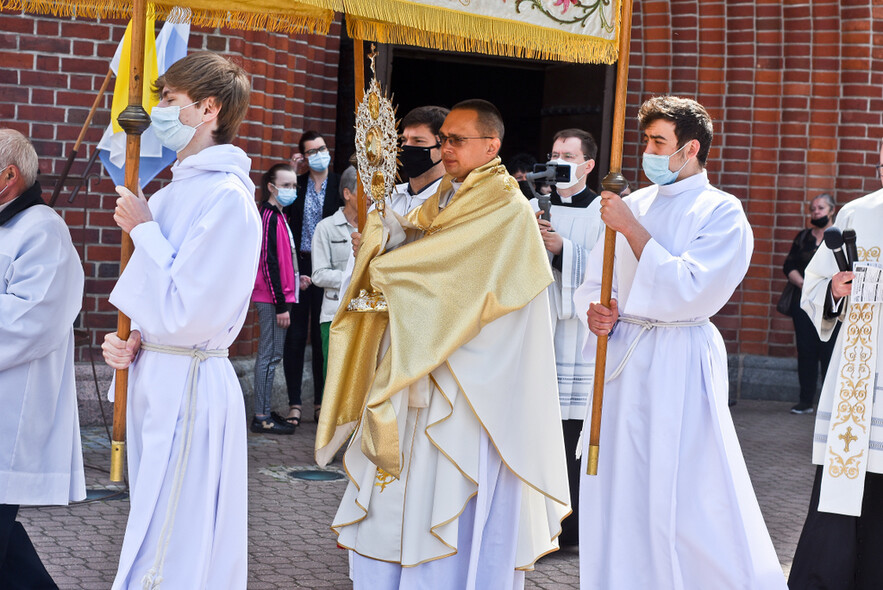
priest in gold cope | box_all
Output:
[316,99,570,588]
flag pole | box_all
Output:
[587,0,634,476]
[49,69,114,207]
[110,0,151,482]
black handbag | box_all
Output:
[776,282,797,316]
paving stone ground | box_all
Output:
[20,399,815,589]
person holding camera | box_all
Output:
[531,128,605,552]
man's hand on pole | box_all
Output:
[114,185,152,233]
[588,299,619,337]
[599,191,651,260]
[102,330,142,370]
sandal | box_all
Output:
[286,405,302,427]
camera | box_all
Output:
[525,162,572,184]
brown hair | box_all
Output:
[552,128,598,161]
[152,52,250,145]
[638,96,713,166]
[402,106,450,137]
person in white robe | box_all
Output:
[101,53,261,590]
[0,128,85,587]
[530,128,604,550]
[574,96,786,590]
[788,142,883,589]
[316,100,570,589]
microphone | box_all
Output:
[842,228,858,269]
[824,226,850,272]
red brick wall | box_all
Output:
[0,10,341,359]
[623,0,883,356]
[5,3,883,361]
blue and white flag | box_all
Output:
[98,18,190,188]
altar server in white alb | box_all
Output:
[788,141,883,589]
[0,129,85,587]
[574,96,786,590]
[101,52,261,590]
[531,128,604,551]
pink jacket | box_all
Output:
[252,202,298,310]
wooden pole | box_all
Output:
[50,69,114,207]
[587,0,635,476]
[353,38,367,232]
[110,0,151,482]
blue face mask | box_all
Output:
[150,101,203,153]
[308,150,331,172]
[274,186,298,207]
[641,142,690,186]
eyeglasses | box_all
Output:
[548,152,587,162]
[875,164,883,173]
[304,145,328,157]
[438,134,494,148]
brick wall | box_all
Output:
[4,2,883,361]
[0,9,342,359]
[623,0,883,356]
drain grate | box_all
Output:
[84,488,128,501]
[289,470,345,481]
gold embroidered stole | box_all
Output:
[315,158,554,475]
[819,245,882,515]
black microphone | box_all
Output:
[842,228,858,269]
[824,226,850,272]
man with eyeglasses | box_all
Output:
[281,131,341,427]
[531,128,605,554]
[789,139,883,589]
[317,99,569,588]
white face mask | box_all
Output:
[550,159,586,190]
[150,101,204,152]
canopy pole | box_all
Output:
[587,0,635,476]
[110,0,151,483]
[353,38,367,232]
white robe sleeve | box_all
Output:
[109,186,259,344]
[625,198,753,322]
[800,219,844,342]
[0,214,83,371]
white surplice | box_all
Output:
[801,187,883,514]
[573,171,786,590]
[530,197,604,419]
[108,145,261,590]
[0,198,85,506]
[334,289,569,589]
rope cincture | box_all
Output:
[575,315,711,460]
[137,342,227,590]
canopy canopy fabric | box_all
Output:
[0,0,334,33]
[300,0,620,64]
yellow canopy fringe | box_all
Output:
[301,0,620,64]
[1,0,334,34]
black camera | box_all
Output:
[525,162,571,184]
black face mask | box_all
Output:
[399,144,441,179]
[810,215,829,228]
